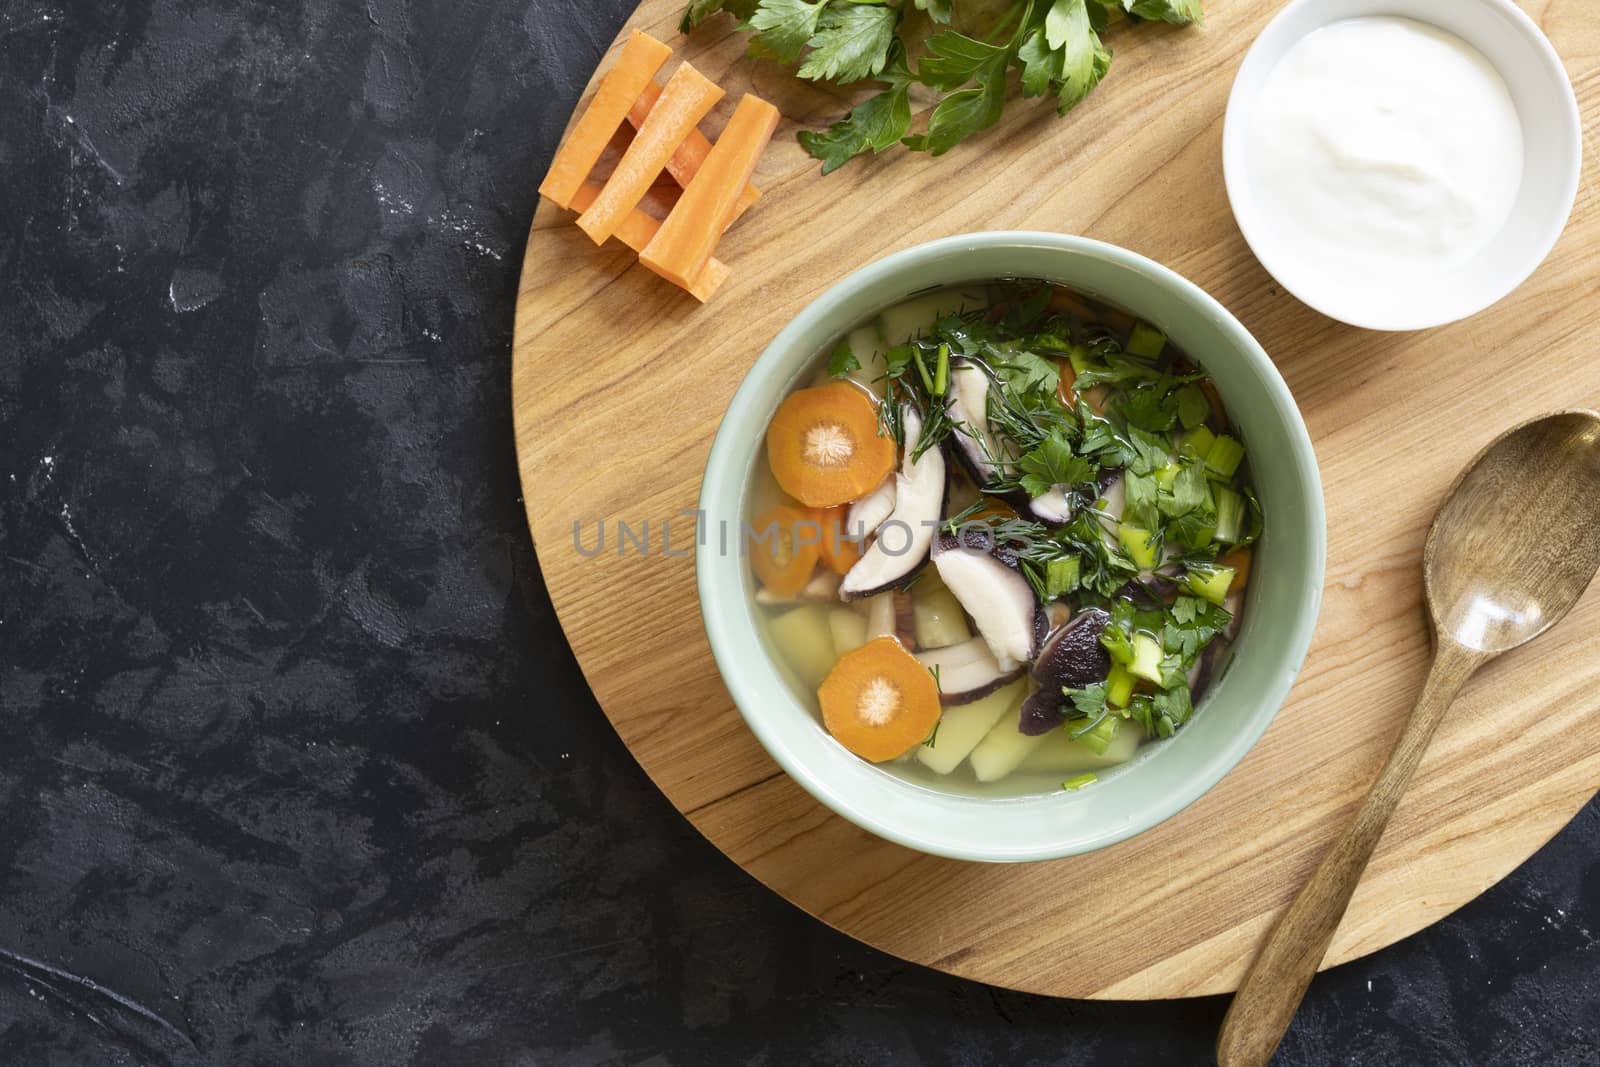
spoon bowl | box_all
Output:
[1425,410,1600,652]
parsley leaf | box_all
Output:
[1065,682,1110,720]
[1125,0,1204,26]
[1017,430,1096,498]
[747,0,827,63]
[1122,469,1159,529]
[914,0,953,22]
[828,336,860,377]
[799,3,899,83]
[1125,426,1172,475]
[1176,383,1209,430]
[1016,28,1061,98]
[1159,463,1210,518]
[997,351,1061,395]
[797,74,912,173]
[1048,0,1111,113]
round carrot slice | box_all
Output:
[811,504,864,575]
[766,382,895,508]
[818,637,942,763]
[749,504,819,596]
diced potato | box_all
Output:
[913,587,970,650]
[767,606,836,690]
[877,289,986,345]
[1018,721,1141,775]
[916,679,1026,775]
[828,607,868,658]
[969,712,1051,783]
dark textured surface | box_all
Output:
[0,1,1596,1063]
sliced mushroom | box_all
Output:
[840,405,946,600]
[915,637,1028,706]
[1027,484,1074,526]
[847,474,896,542]
[1097,470,1125,527]
[1017,608,1112,735]
[944,360,1012,487]
[931,528,1044,671]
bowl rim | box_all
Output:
[697,231,1327,863]
[1220,0,1583,332]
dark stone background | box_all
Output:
[0,0,1595,1063]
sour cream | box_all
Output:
[1244,16,1524,291]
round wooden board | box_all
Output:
[514,1,1600,999]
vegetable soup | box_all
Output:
[748,281,1262,796]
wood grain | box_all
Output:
[513,0,1600,999]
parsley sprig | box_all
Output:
[682,0,1205,173]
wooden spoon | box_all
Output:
[1217,410,1600,1067]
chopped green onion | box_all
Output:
[1069,713,1119,755]
[1155,461,1182,491]
[1213,485,1245,544]
[1181,425,1217,461]
[1062,773,1098,792]
[1130,632,1164,684]
[1045,556,1081,599]
[911,346,935,394]
[1127,321,1167,359]
[1186,565,1236,606]
[932,342,950,397]
[1106,662,1135,708]
[1118,523,1159,571]
[1205,434,1246,480]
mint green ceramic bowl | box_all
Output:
[697,233,1325,863]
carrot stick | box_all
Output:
[538,31,672,210]
[628,79,761,224]
[569,183,728,303]
[576,62,724,246]
[641,93,779,290]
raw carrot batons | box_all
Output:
[628,80,761,223]
[819,637,942,762]
[569,183,729,302]
[640,94,779,291]
[765,383,896,508]
[538,31,671,209]
[536,31,777,302]
[577,62,723,245]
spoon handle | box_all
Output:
[1217,639,1487,1067]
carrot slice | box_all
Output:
[569,183,728,302]
[766,383,896,508]
[1217,545,1252,588]
[538,31,672,210]
[1048,287,1099,322]
[640,93,779,290]
[819,637,942,763]
[577,62,724,246]
[628,79,761,224]
[811,505,864,575]
[1056,362,1106,414]
[749,504,820,597]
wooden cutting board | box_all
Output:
[513,0,1600,998]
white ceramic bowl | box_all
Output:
[1222,0,1581,331]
